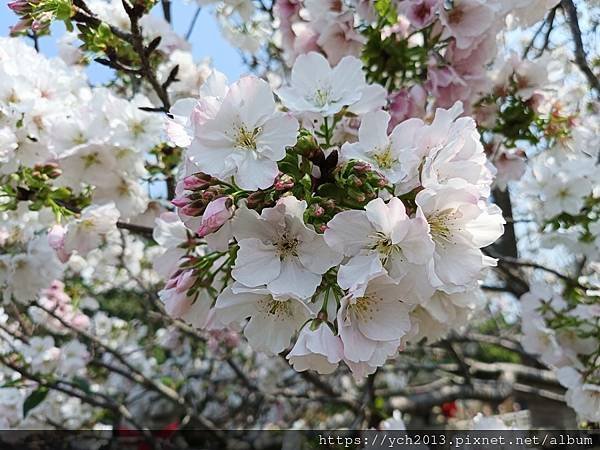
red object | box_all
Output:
[441,401,458,418]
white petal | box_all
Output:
[234,156,279,190]
[257,113,298,160]
[232,238,280,287]
[267,258,321,299]
[324,210,374,255]
[231,206,277,242]
[298,234,342,275]
[337,254,385,292]
[365,197,407,236]
[214,286,263,325]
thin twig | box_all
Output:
[185,6,202,41]
[116,221,155,238]
[561,0,600,97]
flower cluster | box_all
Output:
[521,283,600,423]
[162,52,505,378]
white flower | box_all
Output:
[540,173,592,218]
[277,52,382,116]
[215,282,313,354]
[287,322,344,374]
[58,340,89,375]
[409,289,482,342]
[340,110,421,184]
[21,336,60,374]
[416,184,504,292]
[152,212,188,280]
[64,203,120,257]
[188,75,298,190]
[0,388,24,428]
[231,196,341,299]
[1,236,64,304]
[57,143,121,193]
[92,177,148,219]
[556,367,600,422]
[324,197,434,293]
[0,126,17,164]
[337,275,411,365]
[521,318,567,367]
[379,410,406,430]
[106,94,164,153]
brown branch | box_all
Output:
[561,0,600,97]
[161,0,172,23]
[390,379,513,413]
[0,355,154,442]
[538,7,557,57]
[453,332,541,366]
[491,253,580,285]
[185,6,202,40]
[491,188,518,258]
[116,221,155,238]
[127,6,171,111]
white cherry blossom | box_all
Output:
[324,197,434,292]
[188,76,298,190]
[215,282,313,354]
[231,196,342,299]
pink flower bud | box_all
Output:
[180,203,204,217]
[183,175,209,191]
[171,195,191,208]
[197,196,234,238]
[175,270,196,294]
[48,225,70,263]
[8,0,30,13]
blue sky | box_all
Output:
[0,2,247,83]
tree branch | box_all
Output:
[561,0,600,97]
[116,221,155,238]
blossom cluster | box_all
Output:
[161,52,505,378]
[0,36,165,303]
[2,0,599,432]
[521,283,600,423]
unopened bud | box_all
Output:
[183,175,210,191]
[246,191,267,209]
[172,196,191,208]
[274,174,295,191]
[348,174,363,187]
[180,202,204,217]
[295,129,319,156]
[348,189,365,203]
[312,205,325,217]
[353,161,371,173]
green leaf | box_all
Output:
[72,376,91,394]
[23,387,49,417]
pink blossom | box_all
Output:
[426,64,470,109]
[35,281,90,333]
[274,0,302,51]
[197,196,234,238]
[8,0,31,13]
[388,85,427,128]
[289,22,320,63]
[494,149,527,191]
[439,0,498,50]
[403,0,441,29]
[380,16,411,40]
[163,270,196,318]
[47,224,71,263]
[317,13,365,65]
